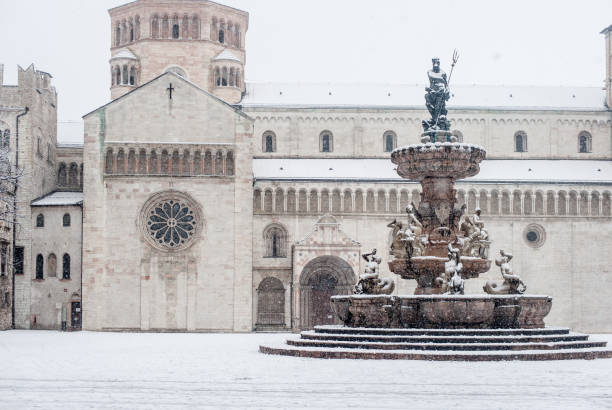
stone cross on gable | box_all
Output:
[167,83,175,99]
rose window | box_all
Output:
[141,192,202,251]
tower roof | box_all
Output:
[110,48,138,61]
[213,49,242,63]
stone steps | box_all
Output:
[287,338,607,351]
[259,326,612,361]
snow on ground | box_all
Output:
[1,331,611,410]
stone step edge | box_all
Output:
[259,345,612,361]
[301,331,589,343]
[287,339,607,351]
[313,326,571,336]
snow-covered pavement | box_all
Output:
[1,330,611,409]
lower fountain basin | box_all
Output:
[330,294,552,329]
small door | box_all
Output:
[71,302,81,329]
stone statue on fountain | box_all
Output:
[354,249,395,295]
[484,250,527,295]
[459,208,491,258]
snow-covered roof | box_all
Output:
[253,158,612,185]
[110,48,138,61]
[213,49,242,63]
[241,83,607,111]
[31,191,83,207]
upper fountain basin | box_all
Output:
[391,142,486,180]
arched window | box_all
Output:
[116,149,125,173]
[383,131,396,152]
[320,131,333,153]
[204,150,212,174]
[129,66,136,85]
[151,15,160,38]
[578,132,592,153]
[149,150,158,174]
[47,254,57,277]
[2,129,9,148]
[191,15,200,39]
[215,151,224,175]
[129,21,134,42]
[172,23,180,39]
[58,162,67,186]
[63,213,71,227]
[115,67,121,86]
[171,150,180,175]
[105,149,114,173]
[182,15,189,38]
[256,277,285,326]
[264,224,287,258]
[161,15,169,38]
[219,28,224,43]
[225,151,234,176]
[115,24,121,46]
[62,254,71,280]
[134,16,140,40]
[122,65,128,85]
[69,163,78,186]
[36,214,44,228]
[514,131,527,152]
[214,67,220,87]
[262,131,276,153]
[221,67,228,86]
[36,254,43,280]
[229,67,235,87]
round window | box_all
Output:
[523,223,545,248]
[140,192,203,251]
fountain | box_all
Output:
[260,56,612,360]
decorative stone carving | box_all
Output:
[140,191,203,252]
[459,208,491,258]
[444,245,464,295]
[354,249,395,295]
[484,250,527,295]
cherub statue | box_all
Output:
[483,250,527,294]
[444,244,464,294]
[387,219,408,258]
[354,249,395,295]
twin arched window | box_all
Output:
[320,131,333,153]
[264,224,287,258]
[514,131,527,152]
[383,131,397,152]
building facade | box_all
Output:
[2,0,611,333]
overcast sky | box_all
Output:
[1,0,612,141]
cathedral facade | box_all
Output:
[2,0,612,332]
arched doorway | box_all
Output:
[299,255,355,329]
[256,277,285,329]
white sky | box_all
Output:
[1,0,612,133]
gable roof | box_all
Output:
[31,191,83,207]
[110,48,138,61]
[83,71,252,120]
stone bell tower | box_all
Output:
[108,0,247,103]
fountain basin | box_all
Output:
[391,142,486,180]
[330,294,552,329]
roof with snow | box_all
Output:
[110,48,138,61]
[241,83,607,111]
[213,49,242,63]
[31,191,83,207]
[253,158,612,185]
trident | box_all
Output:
[432,49,460,131]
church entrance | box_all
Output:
[70,302,81,329]
[299,256,355,329]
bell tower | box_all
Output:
[108,0,247,103]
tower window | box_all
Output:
[115,26,121,46]
[130,27,134,42]
[219,29,224,43]
[35,254,43,280]
[63,213,71,227]
[262,131,276,153]
[172,24,179,39]
[264,224,287,258]
[578,132,592,153]
[383,131,397,152]
[320,131,333,153]
[514,131,527,152]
